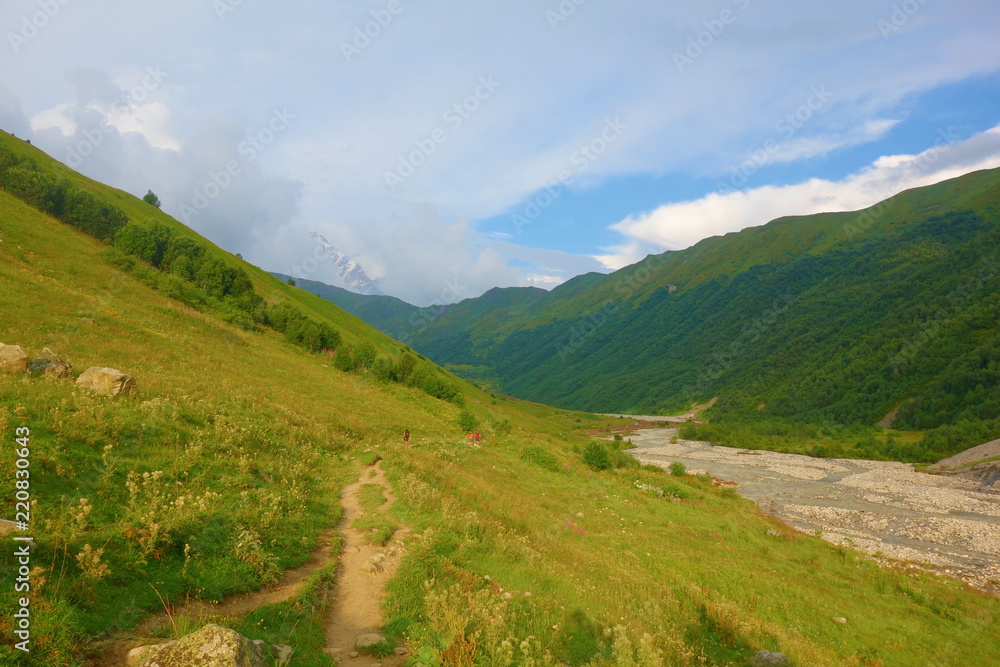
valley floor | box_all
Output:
[629,428,1000,594]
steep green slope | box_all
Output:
[2,131,999,666]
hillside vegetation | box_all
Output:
[1,132,999,666]
[315,169,1000,462]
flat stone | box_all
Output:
[749,650,790,667]
[355,633,385,648]
[272,644,293,666]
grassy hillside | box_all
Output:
[1,131,999,666]
[317,169,1000,460]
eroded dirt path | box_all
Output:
[627,427,1000,593]
[324,461,409,665]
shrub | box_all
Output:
[143,189,161,208]
[669,461,687,476]
[457,410,478,433]
[520,446,560,472]
[583,441,613,471]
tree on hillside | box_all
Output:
[143,189,161,208]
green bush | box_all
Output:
[520,446,560,472]
[669,461,687,476]
[457,410,478,433]
[582,441,613,471]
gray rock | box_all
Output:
[750,650,791,666]
[76,366,137,397]
[132,624,267,667]
[355,633,386,649]
[0,343,27,374]
[833,617,847,624]
[40,348,73,378]
[127,643,172,666]
[27,358,51,375]
[349,651,359,658]
[272,645,293,666]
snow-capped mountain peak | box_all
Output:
[310,232,382,296]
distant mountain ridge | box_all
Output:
[290,168,1000,435]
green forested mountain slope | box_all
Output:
[316,169,1000,439]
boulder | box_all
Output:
[76,367,137,397]
[0,343,27,373]
[41,348,73,379]
[750,650,791,666]
[131,624,267,667]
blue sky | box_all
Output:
[2,0,999,305]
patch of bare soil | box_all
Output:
[323,461,409,666]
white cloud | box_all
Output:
[30,103,75,136]
[606,124,1000,262]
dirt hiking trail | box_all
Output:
[88,461,409,666]
[324,461,409,665]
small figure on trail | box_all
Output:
[403,429,410,447]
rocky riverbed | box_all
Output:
[627,428,1000,593]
